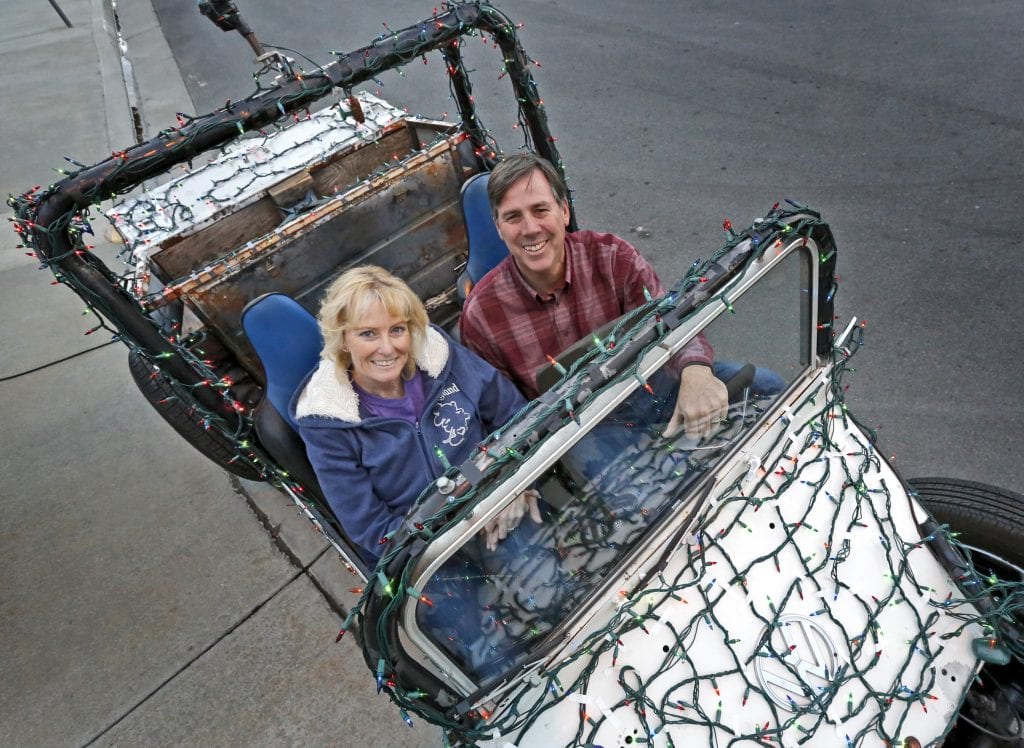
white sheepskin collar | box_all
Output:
[294,326,449,423]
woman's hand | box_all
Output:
[483,489,542,551]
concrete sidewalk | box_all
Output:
[0,1,439,745]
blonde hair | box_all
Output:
[318,265,429,378]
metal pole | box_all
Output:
[47,0,73,28]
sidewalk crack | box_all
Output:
[229,476,353,623]
[81,569,305,747]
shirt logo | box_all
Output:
[433,399,470,447]
[438,383,461,398]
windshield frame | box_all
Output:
[396,234,822,695]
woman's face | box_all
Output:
[344,299,411,398]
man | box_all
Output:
[459,152,728,438]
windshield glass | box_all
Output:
[414,248,812,682]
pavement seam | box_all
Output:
[228,475,352,620]
[77,473,347,745]
[228,474,313,569]
[81,568,307,748]
[0,340,117,382]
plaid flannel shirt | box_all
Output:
[459,230,713,399]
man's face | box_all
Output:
[494,168,570,290]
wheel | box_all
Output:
[909,477,1024,568]
[128,349,264,480]
[911,478,1024,746]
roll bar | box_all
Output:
[11,2,567,414]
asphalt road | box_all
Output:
[152,0,1023,493]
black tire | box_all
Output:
[909,477,1024,568]
[128,349,263,480]
[911,478,1024,745]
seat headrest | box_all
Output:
[241,293,323,428]
[461,172,509,284]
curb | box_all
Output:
[96,0,195,147]
[111,0,195,138]
[92,0,136,150]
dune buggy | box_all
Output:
[11,2,1024,746]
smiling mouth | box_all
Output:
[522,240,546,254]
[371,358,398,367]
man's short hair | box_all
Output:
[487,152,568,219]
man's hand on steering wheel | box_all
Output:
[664,364,729,439]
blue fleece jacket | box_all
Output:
[289,326,526,561]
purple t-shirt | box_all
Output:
[353,369,426,423]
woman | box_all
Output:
[289,265,530,563]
